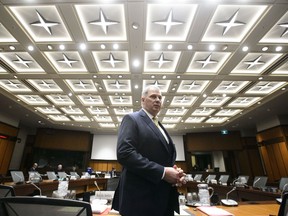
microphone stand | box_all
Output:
[29,182,45,197]
[221,187,238,206]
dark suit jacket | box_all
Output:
[112,109,179,216]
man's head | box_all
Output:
[33,163,38,168]
[58,164,62,170]
[141,85,162,117]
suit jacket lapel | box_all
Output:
[139,110,171,153]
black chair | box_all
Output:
[279,177,288,191]
[278,192,288,216]
[0,196,92,216]
[106,177,119,191]
[0,185,15,197]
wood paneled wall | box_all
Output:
[35,128,91,151]
[257,125,288,183]
[0,122,18,175]
[184,131,243,151]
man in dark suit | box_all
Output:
[112,85,186,216]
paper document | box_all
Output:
[196,206,234,216]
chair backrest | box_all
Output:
[238,175,249,184]
[253,176,268,188]
[106,177,119,191]
[278,192,288,216]
[46,171,57,180]
[193,174,202,182]
[0,196,92,216]
[206,174,216,183]
[10,171,25,184]
[218,175,229,184]
[279,177,288,191]
[58,172,67,179]
[0,185,15,197]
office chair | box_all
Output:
[0,196,92,216]
[106,177,119,191]
[279,177,288,191]
[0,185,15,197]
[205,174,216,183]
[278,192,288,216]
[218,175,230,184]
[253,176,268,189]
[193,174,202,182]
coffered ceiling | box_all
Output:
[0,0,288,135]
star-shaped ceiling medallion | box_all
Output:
[196,54,218,68]
[149,52,172,68]
[243,55,265,69]
[278,22,288,37]
[215,9,245,36]
[30,10,60,35]
[13,54,33,68]
[57,54,78,68]
[101,53,124,68]
[89,9,119,34]
[153,9,184,34]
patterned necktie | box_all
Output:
[152,117,159,127]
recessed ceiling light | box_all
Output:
[177,75,181,79]
[135,85,139,89]
[113,43,119,50]
[59,44,65,50]
[222,45,228,50]
[187,45,193,50]
[262,46,268,51]
[167,44,173,50]
[28,45,34,51]
[153,43,161,50]
[209,44,215,51]
[133,59,140,67]
[242,46,249,52]
[258,77,263,80]
[79,43,86,50]
[9,45,15,50]
[47,45,53,50]
[100,44,106,49]
[162,75,166,79]
[68,92,72,96]
[275,46,282,52]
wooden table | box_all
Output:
[96,201,280,216]
[4,178,108,197]
[182,181,280,201]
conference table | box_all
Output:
[94,201,280,216]
[4,178,108,197]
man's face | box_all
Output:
[142,88,162,116]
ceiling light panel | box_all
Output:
[170,95,197,107]
[227,97,261,108]
[27,79,62,92]
[65,79,97,93]
[113,108,134,115]
[75,4,126,41]
[0,79,32,92]
[185,117,206,123]
[260,11,288,43]
[192,108,215,116]
[231,53,283,74]
[45,94,74,106]
[146,4,197,41]
[77,95,104,106]
[60,107,83,115]
[44,52,87,73]
[36,107,61,115]
[202,5,267,42]
[103,79,131,92]
[177,80,210,93]
[0,23,17,42]
[245,81,286,94]
[0,52,44,73]
[213,81,250,94]
[186,52,231,74]
[93,51,129,72]
[200,96,231,107]
[87,107,109,115]
[9,6,72,42]
[17,95,49,105]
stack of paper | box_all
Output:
[196,206,234,216]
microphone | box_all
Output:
[221,187,238,206]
